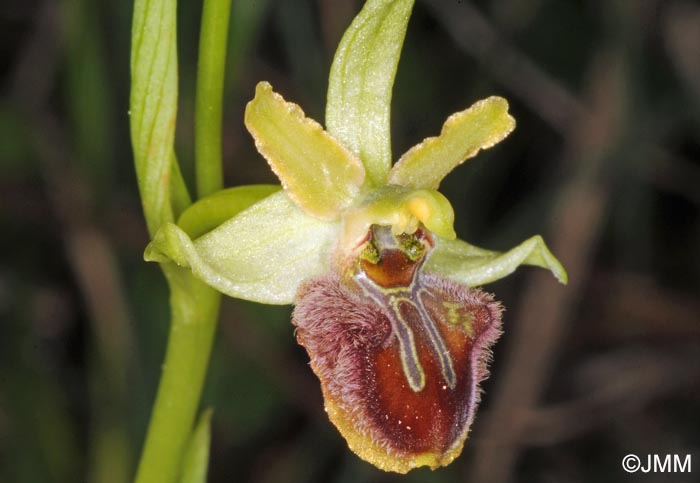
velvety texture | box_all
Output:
[293,258,502,472]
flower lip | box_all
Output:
[293,236,505,473]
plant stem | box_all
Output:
[195,0,232,197]
[134,268,220,483]
[133,0,233,480]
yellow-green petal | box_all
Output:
[424,235,568,287]
[388,97,516,189]
[145,191,340,305]
[326,0,415,186]
[244,82,365,221]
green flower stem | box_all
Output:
[131,0,233,480]
[195,0,232,197]
[134,268,220,483]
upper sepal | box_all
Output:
[326,0,416,186]
[145,191,340,305]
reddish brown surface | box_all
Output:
[365,306,474,454]
[359,249,418,288]
[294,224,502,461]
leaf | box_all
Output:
[170,151,193,218]
[245,82,365,221]
[424,235,568,287]
[178,409,213,483]
[177,184,280,239]
[130,0,180,236]
[145,191,340,305]
[326,0,415,186]
[388,97,515,189]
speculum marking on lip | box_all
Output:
[413,291,457,389]
[353,225,457,392]
[388,296,425,392]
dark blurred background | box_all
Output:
[1,0,699,482]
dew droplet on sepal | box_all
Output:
[292,226,503,473]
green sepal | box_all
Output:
[425,235,568,287]
[177,184,281,239]
[388,97,515,189]
[326,0,415,186]
[145,191,339,305]
[178,409,213,483]
[245,82,365,220]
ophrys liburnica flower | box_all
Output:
[144,0,567,473]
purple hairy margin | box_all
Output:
[293,274,392,420]
[293,271,504,456]
[420,273,504,427]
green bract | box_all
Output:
[145,0,567,305]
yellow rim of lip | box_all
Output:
[321,386,467,474]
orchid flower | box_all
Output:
[144,0,566,473]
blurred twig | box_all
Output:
[589,271,700,340]
[422,0,584,134]
[521,346,700,446]
[423,0,700,209]
[663,0,700,102]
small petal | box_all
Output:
[424,235,568,287]
[293,226,502,472]
[145,191,340,304]
[388,97,515,189]
[244,82,365,220]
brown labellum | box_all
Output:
[292,226,502,473]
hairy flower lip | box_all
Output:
[293,225,506,473]
[293,267,504,473]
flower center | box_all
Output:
[352,225,457,392]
